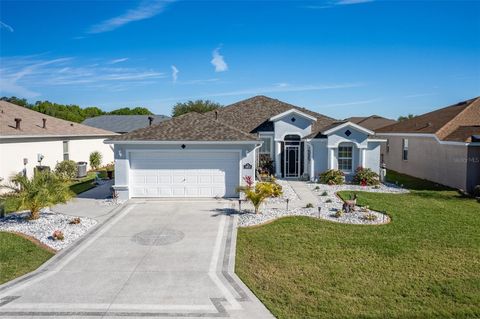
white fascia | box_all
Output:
[104,140,261,145]
[376,132,480,146]
[269,109,317,122]
[322,121,374,136]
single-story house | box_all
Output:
[345,115,396,131]
[82,115,169,134]
[107,96,385,199]
[376,97,480,193]
[0,101,117,182]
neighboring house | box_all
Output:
[346,115,396,131]
[82,115,169,134]
[0,101,117,182]
[376,97,480,193]
[107,96,385,199]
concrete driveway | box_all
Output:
[0,200,274,318]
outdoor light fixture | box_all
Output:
[318,207,321,218]
[238,199,242,212]
[286,198,290,211]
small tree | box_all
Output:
[172,100,223,117]
[89,151,102,170]
[237,178,279,214]
[54,160,77,180]
[1,172,73,220]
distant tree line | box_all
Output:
[397,114,416,121]
[1,96,153,123]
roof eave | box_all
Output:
[104,140,260,145]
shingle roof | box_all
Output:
[82,115,169,133]
[208,95,336,134]
[346,115,396,131]
[443,126,480,142]
[108,112,258,142]
[377,97,480,142]
[0,101,116,138]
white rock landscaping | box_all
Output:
[0,208,97,250]
[238,181,407,227]
[266,178,299,204]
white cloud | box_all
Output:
[0,20,14,32]
[0,55,166,97]
[109,58,129,64]
[211,47,228,72]
[171,65,179,83]
[303,0,373,9]
[88,0,175,34]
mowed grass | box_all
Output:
[236,171,480,319]
[0,232,54,285]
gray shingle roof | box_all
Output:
[82,115,169,133]
[0,101,116,137]
[108,112,258,142]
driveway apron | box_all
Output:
[0,200,274,319]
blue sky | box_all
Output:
[1,0,479,119]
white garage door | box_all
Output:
[129,151,240,198]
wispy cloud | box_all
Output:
[109,58,129,64]
[171,65,179,83]
[211,47,228,72]
[0,20,14,32]
[88,0,175,34]
[0,55,166,97]
[403,92,437,98]
[319,98,381,108]
[179,78,219,85]
[304,0,373,9]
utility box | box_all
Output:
[77,162,87,178]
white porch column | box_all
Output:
[308,142,315,181]
[275,141,282,177]
[360,148,366,168]
[327,147,335,170]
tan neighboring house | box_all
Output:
[0,101,117,182]
[346,115,396,131]
[376,97,480,193]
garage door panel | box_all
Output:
[130,151,239,198]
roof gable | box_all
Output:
[270,109,317,122]
[108,112,258,142]
[346,115,396,130]
[82,115,169,133]
[377,97,480,140]
[0,101,116,137]
[209,95,336,134]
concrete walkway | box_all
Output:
[0,200,273,318]
[287,180,319,206]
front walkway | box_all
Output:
[0,200,273,318]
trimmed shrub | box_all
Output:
[353,167,380,186]
[319,169,344,185]
[89,151,102,170]
[55,160,77,180]
[305,203,314,208]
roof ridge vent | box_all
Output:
[42,118,47,129]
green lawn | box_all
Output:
[0,232,54,285]
[236,172,480,319]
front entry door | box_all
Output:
[284,145,300,178]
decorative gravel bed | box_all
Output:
[266,179,299,204]
[308,182,409,194]
[0,209,97,251]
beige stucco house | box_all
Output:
[0,101,117,183]
[376,97,480,193]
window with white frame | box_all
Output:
[402,138,408,161]
[338,145,353,172]
[259,136,273,158]
[63,141,69,161]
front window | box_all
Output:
[402,138,408,161]
[259,136,273,158]
[338,145,353,172]
[63,141,69,161]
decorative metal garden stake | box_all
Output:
[238,199,242,212]
[286,198,289,211]
[317,206,321,218]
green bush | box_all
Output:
[321,191,328,196]
[353,167,380,186]
[319,169,344,185]
[54,160,77,180]
[89,151,102,170]
[305,203,314,208]
[473,185,480,198]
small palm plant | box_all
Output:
[1,172,73,220]
[89,151,102,170]
[237,178,279,214]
